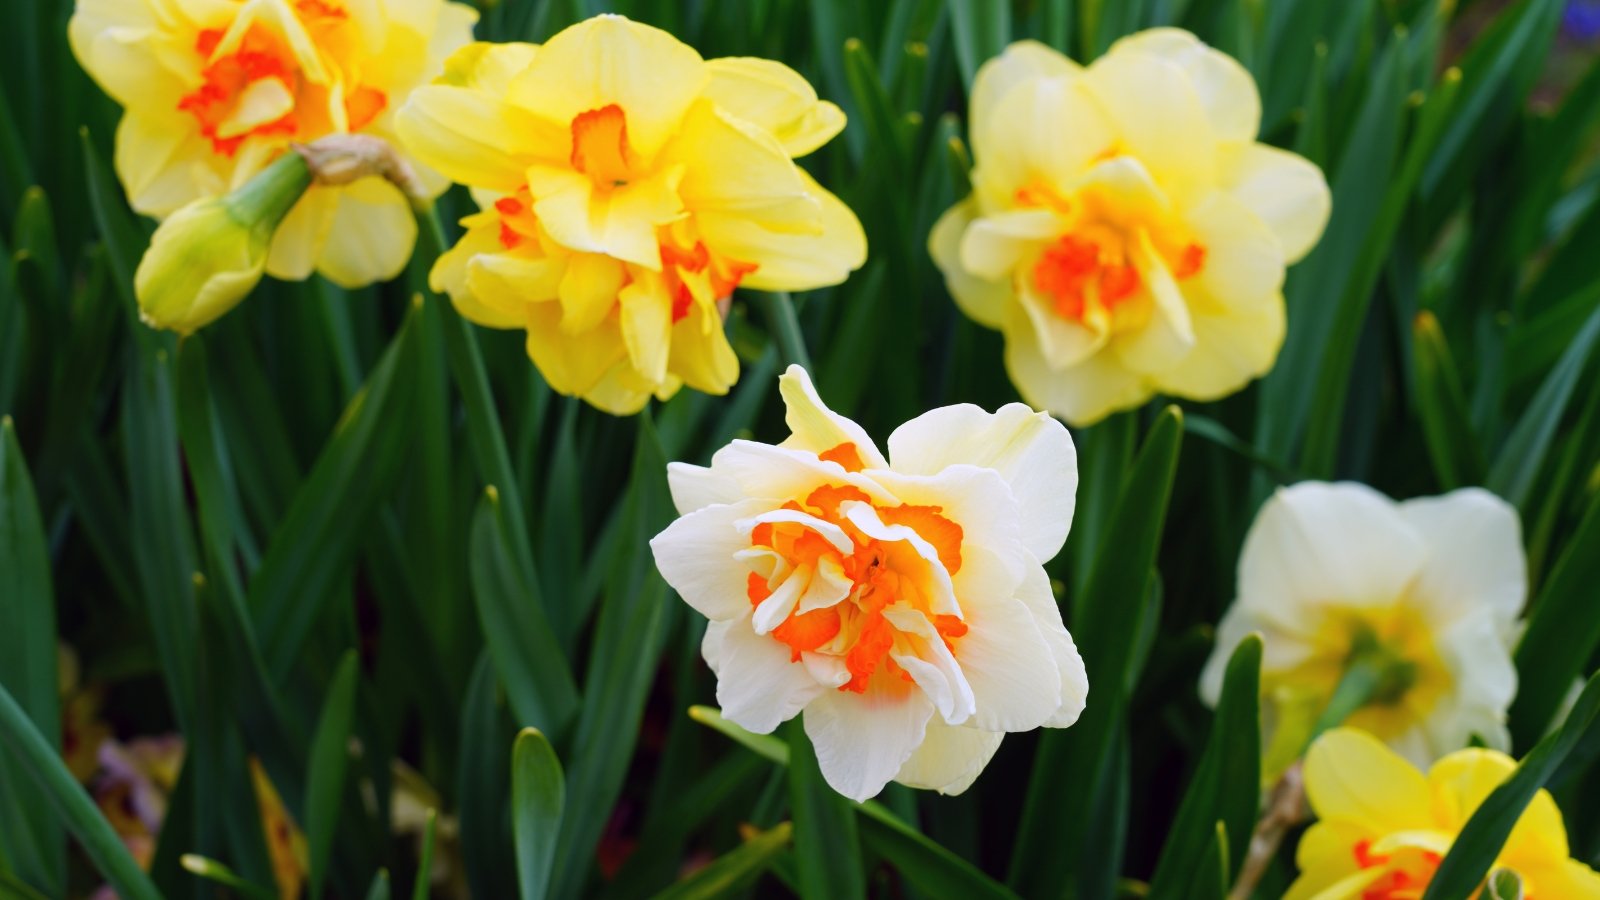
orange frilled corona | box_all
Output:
[69,0,476,288]
[651,366,1087,802]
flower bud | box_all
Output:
[134,152,311,335]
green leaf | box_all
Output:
[180,855,277,900]
[1012,407,1183,899]
[946,0,1010,87]
[1485,302,1600,513]
[1147,635,1262,898]
[1423,670,1600,899]
[306,651,359,900]
[512,728,566,900]
[365,870,391,900]
[458,653,515,900]
[0,680,160,900]
[122,346,201,733]
[0,417,61,896]
[77,127,146,319]
[413,810,437,900]
[1412,310,1487,489]
[787,724,864,900]
[689,707,1018,900]
[469,486,579,732]
[251,308,420,682]
[1510,491,1600,747]
[549,414,676,899]
[654,822,793,899]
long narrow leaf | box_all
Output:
[305,651,359,900]
[512,728,565,900]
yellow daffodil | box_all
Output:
[69,0,476,288]
[930,30,1331,425]
[650,365,1085,801]
[1288,728,1600,899]
[396,16,867,415]
[1201,483,1526,768]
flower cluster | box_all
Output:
[396,16,866,414]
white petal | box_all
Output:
[1396,488,1527,629]
[866,465,1031,590]
[886,402,1078,562]
[702,618,730,675]
[776,365,889,466]
[667,461,743,514]
[798,556,852,615]
[1014,564,1088,727]
[929,199,1012,330]
[716,617,826,734]
[804,686,935,802]
[882,604,977,725]
[894,719,1004,795]
[1428,610,1518,754]
[708,440,897,506]
[1236,482,1425,616]
[750,567,808,635]
[733,507,855,555]
[650,498,773,621]
[951,560,1061,732]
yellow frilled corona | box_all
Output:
[396,16,867,415]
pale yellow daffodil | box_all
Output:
[396,16,867,415]
[1287,728,1600,899]
[931,30,1330,425]
[650,366,1086,801]
[69,0,476,288]
[1202,483,1526,768]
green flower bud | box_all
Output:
[134,152,311,335]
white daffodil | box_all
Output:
[1201,482,1527,768]
[650,365,1087,801]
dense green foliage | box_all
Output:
[3,0,1600,897]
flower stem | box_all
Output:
[416,205,538,586]
[755,290,812,371]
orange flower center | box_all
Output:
[1015,179,1206,325]
[179,2,386,157]
[744,442,966,693]
[570,104,634,188]
[1352,840,1444,900]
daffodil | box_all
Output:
[1288,728,1600,899]
[68,0,476,288]
[396,16,867,415]
[1201,483,1526,768]
[930,30,1331,425]
[650,365,1085,801]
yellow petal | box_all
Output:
[1303,728,1433,835]
[218,77,295,138]
[312,177,417,289]
[703,57,845,157]
[506,14,707,160]
[971,73,1113,212]
[698,170,865,293]
[557,252,626,333]
[1108,28,1260,144]
[776,365,887,467]
[397,82,555,192]
[1079,48,1216,204]
[666,101,819,232]
[970,40,1080,155]
[1222,143,1332,264]
[1002,302,1148,426]
[463,250,565,330]
[667,299,739,395]
[265,185,338,282]
[1428,748,1569,866]
[1110,230,1196,376]
[114,108,221,218]
[523,300,627,397]
[928,198,1011,329]
[618,274,672,385]
[958,208,1059,282]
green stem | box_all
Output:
[755,291,812,371]
[0,682,161,900]
[1308,655,1386,742]
[417,205,539,588]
